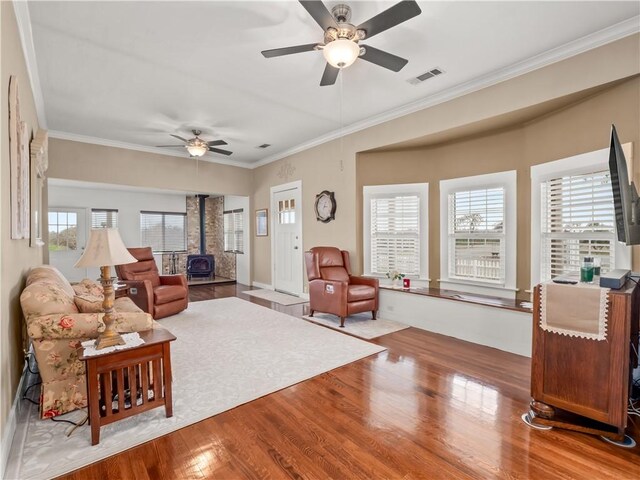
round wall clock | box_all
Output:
[314,190,336,223]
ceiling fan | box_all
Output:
[156,130,232,157]
[261,1,422,86]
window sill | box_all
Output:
[380,285,532,314]
[438,278,517,299]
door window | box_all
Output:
[48,210,78,251]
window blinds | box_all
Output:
[370,195,420,276]
[91,209,118,229]
[140,211,186,252]
[224,209,244,253]
[541,170,615,281]
[448,187,505,283]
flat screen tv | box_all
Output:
[609,124,640,245]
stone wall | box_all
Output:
[161,195,236,279]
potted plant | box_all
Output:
[386,270,405,287]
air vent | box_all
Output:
[257,143,271,149]
[408,67,445,85]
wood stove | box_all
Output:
[187,254,214,281]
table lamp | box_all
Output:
[74,228,137,349]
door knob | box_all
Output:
[294,246,299,250]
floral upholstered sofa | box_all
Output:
[20,265,156,418]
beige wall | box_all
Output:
[357,77,640,298]
[251,34,640,286]
[1,2,43,438]
[47,138,253,197]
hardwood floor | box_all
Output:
[57,284,640,479]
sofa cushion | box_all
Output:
[154,285,186,304]
[21,283,79,320]
[114,297,144,313]
[71,279,104,297]
[26,266,76,298]
[74,295,103,313]
[347,285,376,302]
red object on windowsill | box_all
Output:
[403,278,411,289]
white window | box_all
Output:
[140,211,186,253]
[440,171,517,298]
[48,209,78,251]
[363,183,429,280]
[91,209,118,229]
[531,147,631,286]
[224,209,244,253]
[448,187,505,283]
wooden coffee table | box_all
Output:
[79,328,176,445]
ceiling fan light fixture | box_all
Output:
[323,39,359,69]
[186,143,207,157]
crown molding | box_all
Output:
[251,15,640,168]
[47,130,254,169]
[13,0,48,129]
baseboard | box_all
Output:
[1,367,26,479]
[251,281,273,290]
[299,292,310,301]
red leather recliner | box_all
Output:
[305,246,379,328]
[115,247,188,319]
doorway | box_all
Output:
[271,181,303,295]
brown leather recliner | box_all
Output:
[305,246,379,328]
[115,247,188,319]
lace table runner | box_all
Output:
[539,282,610,341]
[81,332,145,356]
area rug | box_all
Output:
[303,312,409,339]
[243,288,308,305]
[6,297,385,480]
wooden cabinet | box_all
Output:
[529,281,639,441]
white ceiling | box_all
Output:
[24,1,640,167]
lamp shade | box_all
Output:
[74,228,137,268]
[323,39,360,69]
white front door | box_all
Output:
[272,184,302,295]
[48,208,87,281]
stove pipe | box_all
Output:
[197,194,209,254]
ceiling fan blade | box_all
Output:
[170,134,189,143]
[155,145,185,148]
[299,1,338,31]
[207,140,228,146]
[357,0,422,40]
[359,45,408,72]
[320,63,339,86]
[261,43,319,58]
[208,147,233,156]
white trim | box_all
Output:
[1,367,26,479]
[530,147,632,287]
[440,171,518,298]
[13,1,48,129]
[251,281,273,290]
[270,180,303,296]
[251,16,640,169]
[363,183,429,280]
[15,14,638,170]
[48,130,253,169]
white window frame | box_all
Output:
[139,211,187,253]
[224,208,244,254]
[531,147,632,288]
[363,183,429,282]
[440,171,517,298]
[91,208,118,229]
